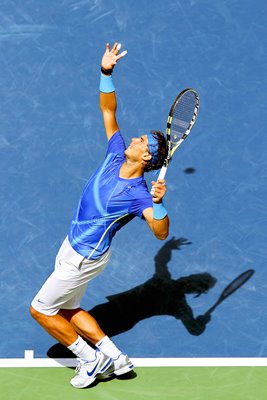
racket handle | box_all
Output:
[203,300,221,318]
[150,166,167,195]
[158,166,167,180]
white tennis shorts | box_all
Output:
[31,236,111,316]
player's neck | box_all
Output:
[119,160,143,179]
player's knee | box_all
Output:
[29,305,42,321]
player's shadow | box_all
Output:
[47,237,216,359]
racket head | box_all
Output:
[219,269,255,299]
[204,269,255,316]
[166,88,199,163]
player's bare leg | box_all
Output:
[30,305,79,346]
[59,308,106,344]
[29,305,112,388]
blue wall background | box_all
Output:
[1,0,266,358]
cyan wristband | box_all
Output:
[153,202,167,220]
[100,73,115,93]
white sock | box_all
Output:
[95,336,121,359]
[67,336,96,362]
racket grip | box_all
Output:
[150,166,167,195]
[158,166,167,180]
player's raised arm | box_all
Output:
[99,42,127,141]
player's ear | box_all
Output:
[142,152,152,162]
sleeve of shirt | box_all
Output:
[106,130,126,158]
[131,187,153,219]
[135,197,153,219]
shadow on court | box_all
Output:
[47,237,217,359]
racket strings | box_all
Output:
[170,91,198,144]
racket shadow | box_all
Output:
[47,237,217,360]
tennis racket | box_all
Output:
[151,88,199,195]
[204,269,255,317]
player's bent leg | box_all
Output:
[59,308,106,344]
[30,305,112,388]
[29,305,78,346]
[59,308,134,379]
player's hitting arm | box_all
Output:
[143,179,169,240]
[99,42,127,141]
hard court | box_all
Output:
[0,1,267,399]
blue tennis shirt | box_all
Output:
[68,131,153,259]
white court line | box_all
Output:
[0,351,267,368]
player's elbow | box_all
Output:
[155,230,169,241]
[153,218,169,240]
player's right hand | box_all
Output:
[101,42,127,72]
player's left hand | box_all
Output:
[151,179,167,203]
[101,42,127,72]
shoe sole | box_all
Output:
[114,362,134,376]
[98,362,134,380]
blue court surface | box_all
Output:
[1,0,266,362]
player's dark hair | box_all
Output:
[144,130,167,172]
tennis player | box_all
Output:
[30,42,169,388]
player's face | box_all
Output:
[125,135,150,161]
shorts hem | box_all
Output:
[31,302,59,317]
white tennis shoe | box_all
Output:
[97,352,134,380]
[70,350,112,388]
